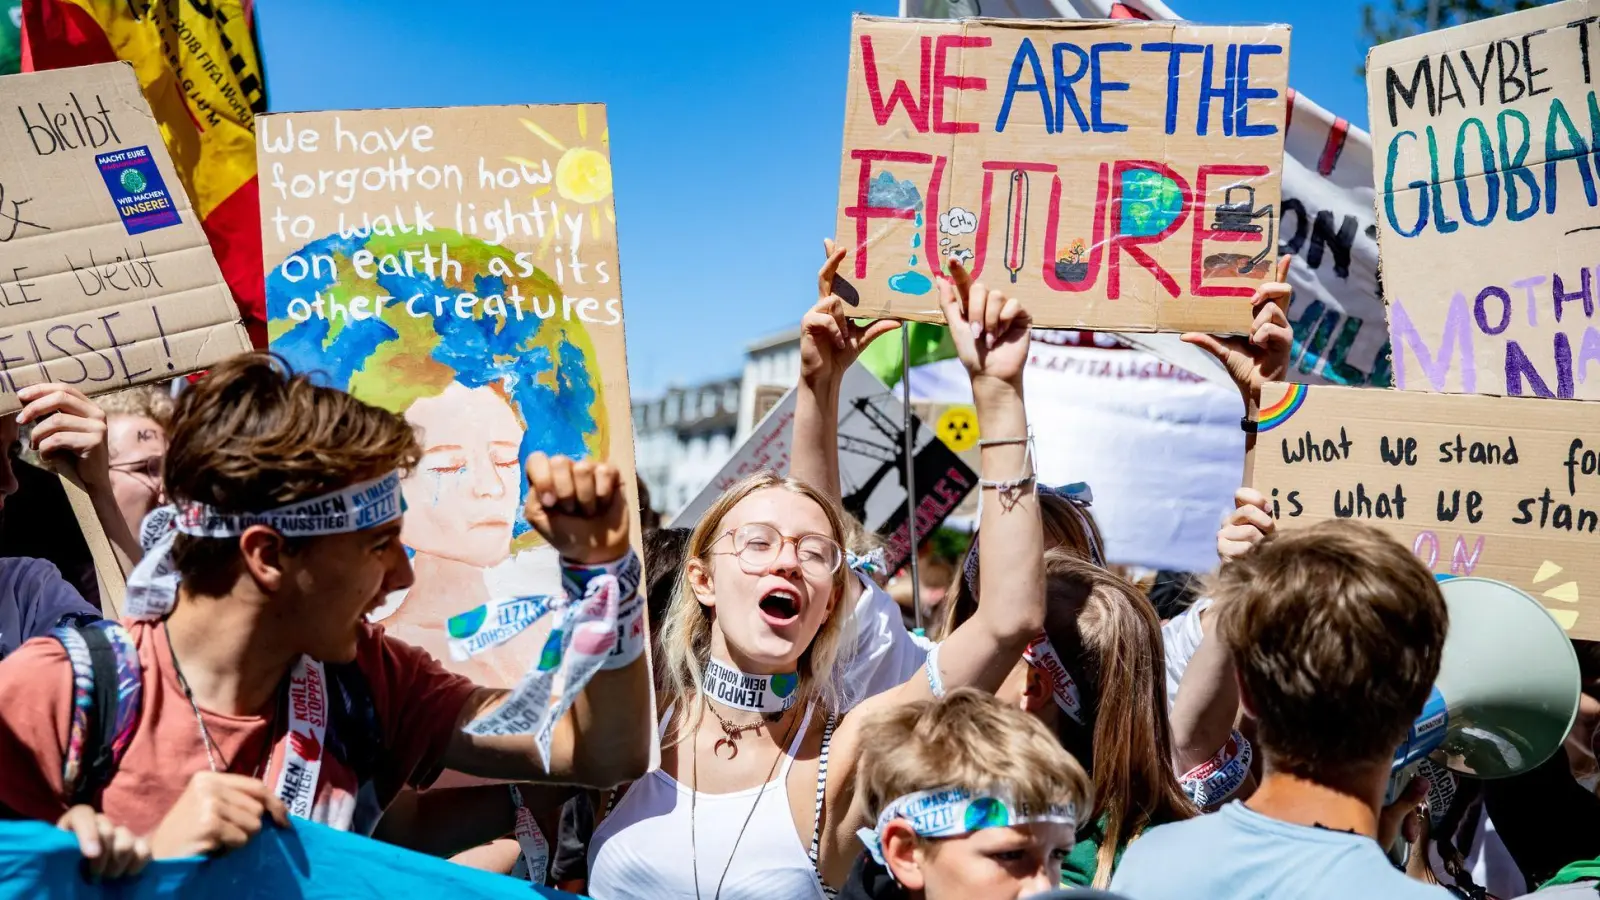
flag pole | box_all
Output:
[902,325,923,631]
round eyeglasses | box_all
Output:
[712,522,842,579]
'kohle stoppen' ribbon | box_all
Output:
[701,657,799,714]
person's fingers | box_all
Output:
[946,257,973,301]
[826,302,851,350]
[211,819,253,852]
[860,318,902,347]
[16,386,97,424]
[1255,322,1293,353]
[1179,332,1233,362]
[263,792,291,829]
[1233,502,1275,533]
[983,288,1005,346]
[126,836,150,877]
[1275,253,1292,284]
[1378,775,1429,847]
[547,455,578,514]
[995,295,1023,341]
[103,826,140,880]
[1235,486,1268,510]
[967,284,992,349]
[525,452,556,511]
[818,244,848,299]
[571,459,598,517]
[67,809,106,875]
[32,416,105,455]
[938,276,978,362]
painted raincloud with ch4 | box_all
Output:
[939,207,976,236]
[867,171,922,211]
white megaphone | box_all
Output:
[1386,577,1581,861]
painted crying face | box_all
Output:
[402,381,523,568]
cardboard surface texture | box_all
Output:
[1369,0,1600,399]
[836,15,1289,332]
[675,364,975,573]
[1250,381,1600,639]
[0,62,250,415]
[259,103,639,694]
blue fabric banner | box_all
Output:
[0,819,582,899]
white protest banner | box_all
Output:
[0,62,251,414]
[905,0,1392,388]
[907,336,1242,572]
[674,364,976,573]
[1369,0,1600,400]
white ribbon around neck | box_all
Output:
[701,657,801,714]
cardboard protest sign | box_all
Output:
[0,62,250,415]
[835,15,1289,332]
[1249,381,1600,639]
[675,364,976,573]
[1370,0,1600,399]
[259,104,640,702]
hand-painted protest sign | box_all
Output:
[836,15,1289,333]
[259,104,640,713]
[1370,0,1600,400]
[1249,381,1600,639]
[675,364,976,573]
[905,0,1393,389]
[0,62,250,415]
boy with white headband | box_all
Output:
[0,353,651,864]
[842,687,1090,900]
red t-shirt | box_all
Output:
[0,619,478,836]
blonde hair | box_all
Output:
[857,687,1090,825]
[658,471,855,747]
[98,384,175,426]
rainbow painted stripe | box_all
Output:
[1257,383,1308,432]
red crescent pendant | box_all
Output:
[713,737,739,759]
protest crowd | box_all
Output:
[3,0,1600,898]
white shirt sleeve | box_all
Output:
[841,571,932,709]
[1162,595,1214,710]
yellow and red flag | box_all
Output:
[22,0,267,346]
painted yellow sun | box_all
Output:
[555,147,612,204]
[511,104,616,245]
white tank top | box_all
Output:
[588,703,837,900]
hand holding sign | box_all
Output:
[799,240,900,389]
[16,383,112,490]
[1217,487,1275,562]
[523,453,629,566]
[148,772,290,859]
[56,804,149,880]
[939,259,1030,389]
[1181,255,1293,402]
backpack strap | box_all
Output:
[52,621,142,807]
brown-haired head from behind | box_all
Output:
[856,687,1091,900]
[1209,519,1448,781]
[166,351,421,607]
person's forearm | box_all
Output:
[972,376,1044,645]
[790,376,842,500]
[374,786,516,857]
[1169,613,1240,772]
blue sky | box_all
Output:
[257,0,1373,397]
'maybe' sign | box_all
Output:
[0,62,249,414]
[836,15,1289,333]
[1370,0,1600,399]
[1250,381,1600,640]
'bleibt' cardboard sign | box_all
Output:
[836,15,1289,333]
[1249,381,1600,639]
[1370,0,1600,399]
[0,62,250,414]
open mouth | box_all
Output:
[758,587,802,626]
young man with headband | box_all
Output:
[1111,520,1447,898]
[841,687,1091,900]
[0,353,652,862]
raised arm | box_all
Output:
[443,454,652,787]
[789,240,899,501]
[1180,254,1294,455]
[821,264,1042,882]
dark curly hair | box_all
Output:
[166,352,421,595]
